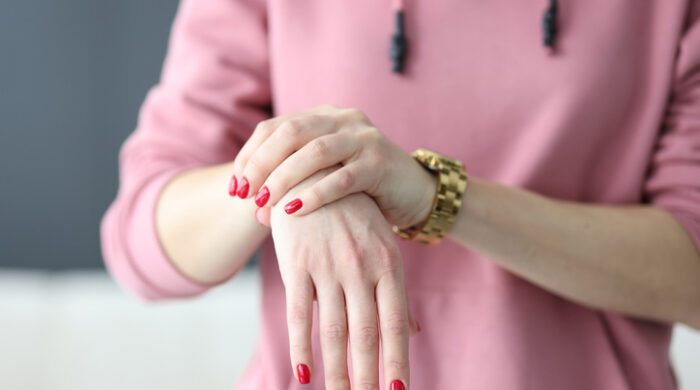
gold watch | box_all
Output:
[393,149,468,245]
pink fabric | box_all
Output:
[101,0,700,389]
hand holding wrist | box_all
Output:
[226,105,451,230]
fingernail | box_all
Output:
[296,363,310,384]
[255,186,270,207]
[228,175,238,197]
[284,198,303,214]
[237,177,249,198]
[390,380,405,390]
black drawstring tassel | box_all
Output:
[542,0,558,49]
[390,10,408,73]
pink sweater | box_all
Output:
[101,1,700,388]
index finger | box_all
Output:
[232,117,280,177]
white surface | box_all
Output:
[0,269,260,390]
[672,325,700,389]
[1,269,699,389]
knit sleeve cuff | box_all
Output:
[124,169,213,299]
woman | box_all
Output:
[102,0,700,389]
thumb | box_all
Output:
[255,207,272,227]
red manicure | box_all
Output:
[237,177,249,198]
[390,380,406,390]
[255,186,270,207]
[284,198,303,214]
[228,175,238,197]
[296,363,310,384]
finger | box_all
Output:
[243,115,337,200]
[285,274,315,385]
[228,118,283,197]
[254,207,271,227]
[345,282,380,390]
[376,271,410,390]
[263,133,359,207]
[282,163,372,216]
[316,282,351,390]
[232,118,280,175]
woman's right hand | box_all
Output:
[270,169,418,390]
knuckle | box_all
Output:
[255,119,276,138]
[362,126,382,139]
[344,108,368,122]
[322,322,347,342]
[386,357,409,371]
[325,376,351,390]
[355,382,379,390]
[382,312,409,336]
[289,343,312,357]
[336,169,356,191]
[309,138,330,160]
[287,304,310,325]
[353,324,379,349]
[280,119,303,137]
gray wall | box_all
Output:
[0,1,180,269]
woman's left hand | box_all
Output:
[230,105,436,228]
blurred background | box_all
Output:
[0,1,258,389]
[0,1,698,389]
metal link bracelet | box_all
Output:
[393,149,468,245]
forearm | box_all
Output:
[156,162,269,285]
[449,177,700,327]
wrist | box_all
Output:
[406,167,438,228]
[393,148,468,244]
[447,177,487,241]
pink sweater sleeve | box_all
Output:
[644,3,700,253]
[100,0,271,300]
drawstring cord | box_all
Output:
[389,0,560,74]
[543,0,558,49]
[389,0,408,73]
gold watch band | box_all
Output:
[393,149,468,245]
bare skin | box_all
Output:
[271,169,412,390]
[450,177,700,328]
[155,162,267,285]
[231,105,700,329]
[156,164,416,389]
[156,105,700,389]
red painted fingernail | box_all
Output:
[228,175,238,197]
[296,363,310,384]
[284,198,303,214]
[255,186,270,207]
[390,380,406,390]
[237,177,249,198]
